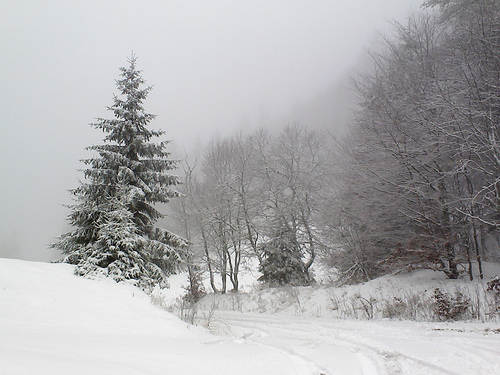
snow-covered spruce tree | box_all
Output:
[258,224,311,286]
[53,56,185,290]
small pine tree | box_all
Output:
[183,265,206,303]
[258,224,311,286]
[53,55,186,290]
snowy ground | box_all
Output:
[1,258,500,374]
[0,259,310,375]
[188,262,500,321]
[209,312,500,374]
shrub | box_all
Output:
[183,267,206,303]
[486,276,500,315]
[432,288,470,321]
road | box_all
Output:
[206,311,500,375]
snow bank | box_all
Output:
[191,262,500,322]
[0,258,302,375]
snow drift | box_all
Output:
[0,258,302,375]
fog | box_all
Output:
[0,0,423,261]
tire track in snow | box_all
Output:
[211,312,499,375]
[311,320,499,375]
[327,335,459,375]
[200,327,331,375]
[238,339,332,375]
[210,313,377,375]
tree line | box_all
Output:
[53,0,500,293]
[333,0,500,282]
[176,0,500,290]
[172,126,333,293]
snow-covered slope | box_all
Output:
[2,258,500,375]
[189,263,500,321]
[0,258,308,375]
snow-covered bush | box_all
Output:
[486,276,500,315]
[183,267,206,303]
[432,288,471,321]
[258,225,312,286]
[381,292,433,321]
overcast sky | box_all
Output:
[0,0,424,262]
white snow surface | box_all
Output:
[1,258,500,375]
[0,259,301,375]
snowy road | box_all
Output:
[209,311,500,375]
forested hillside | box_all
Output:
[171,0,500,293]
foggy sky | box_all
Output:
[0,0,423,262]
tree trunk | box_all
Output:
[201,227,218,293]
[472,222,484,280]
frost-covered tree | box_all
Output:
[53,56,185,290]
[258,224,311,286]
[255,125,330,285]
[335,1,500,281]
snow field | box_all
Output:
[0,259,313,375]
[157,263,500,374]
[208,311,500,374]
[2,258,500,374]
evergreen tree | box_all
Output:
[53,56,185,290]
[258,224,311,286]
